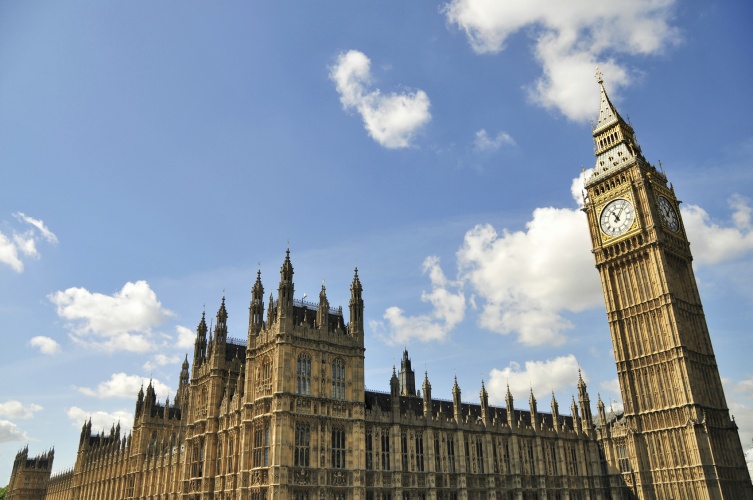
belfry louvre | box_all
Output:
[8,81,753,500]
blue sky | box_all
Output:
[2,0,753,482]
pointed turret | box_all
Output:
[505,384,515,428]
[452,375,462,423]
[480,379,489,425]
[267,293,276,325]
[529,388,539,431]
[249,269,265,335]
[597,393,607,426]
[571,396,582,434]
[348,267,364,336]
[390,366,400,398]
[422,371,432,417]
[144,380,156,416]
[135,384,145,419]
[551,392,560,432]
[175,355,190,409]
[193,311,208,368]
[577,370,593,430]
[390,366,400,416]
[215,297,228,344]
[398,347,416,397]
[587,69,647,187]
[277,248,294,323]
[317,282,330,332]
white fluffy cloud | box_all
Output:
[376,173,753,349]
[49,281,173,352]
[0,420,27,443]
[175,325,195,349]
[0,400,43,419]
[371,256,465,345]
[457,174,601,345]
[486,354,582,405]
[443,0,680,120]
[682,195,753,265]
[66,407,133,435]
[0,213,58,272]
[76,372,171,400]
[29,336,61,355]
[473,129,515,152]
[330,50,431,149]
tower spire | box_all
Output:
[587,70,645,186]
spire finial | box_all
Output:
[595,66,603,85]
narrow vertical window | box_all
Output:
[264,422,270,466]
[332,427,346,469]
[447,436,456,473]
[381,429,391,471]
[217,441,223,476]
[332,358,346,400]
[254,422,270,467]
[415,432,424,472]
[492,439,499,474]
[258,357,272,396]
[297,353,312,395]
[475,437,484,474]
[464,437,470,473]
[295,423,310,467]
[401,432,409,471]
[366,428,373,470]
[434,435,441,473]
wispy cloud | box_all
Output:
[0,213,58,272]
[473,129,515,152]
[371,256,465,345]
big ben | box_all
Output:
[584,71,753,499]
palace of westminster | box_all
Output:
[7,80,753,499]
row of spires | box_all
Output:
[392,352,608,432]
[193,250,364,367]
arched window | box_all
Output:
[331,358,345,400]
[296,353,311,395]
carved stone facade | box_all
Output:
[8,80,753,500]
[6,446,54,500]
[585,72,753,499]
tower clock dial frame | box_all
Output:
[599,197,637,238]
[656,195,679,232]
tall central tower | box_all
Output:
[583,72,752,499]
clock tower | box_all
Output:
[583,72,753,499]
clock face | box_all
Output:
[657,195,679,232]
[600,198,636,237]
